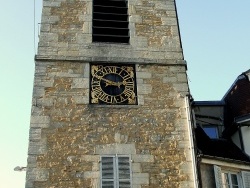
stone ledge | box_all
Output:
[95,143,136,155]
[35,55,186,65]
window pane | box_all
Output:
[203,127,218,138]
[102,157,114,179]
[118,157,130,179]
[231,174,239,186]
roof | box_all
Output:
[195,126,250,162]
[193,101,225,106]
[222,69,250,100]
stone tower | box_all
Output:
[26,0,196,187]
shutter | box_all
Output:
[214,165,223,188]
[117,156,131,188]
[242,171,250,188]
[101,156,115,188]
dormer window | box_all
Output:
[92,0,129,43]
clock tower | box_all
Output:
[26,0,196,187]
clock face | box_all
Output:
[90,64,137,104]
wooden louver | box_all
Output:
[93,0,129,43]
[101,156,131,188]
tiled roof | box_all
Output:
[195,126,250,162]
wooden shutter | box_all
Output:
[242,171,250,188]
[214,165,223,188]
[101,156,115,188]
[117,156,131,188]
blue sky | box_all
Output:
[0,0,249,187]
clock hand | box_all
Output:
[97,76,125,87]
[99,77,118,87]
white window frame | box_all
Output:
[100,155,132,188]
[221,171,240,188]
[214,165,250,188]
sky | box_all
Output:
[0,0,249,187]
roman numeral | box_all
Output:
[98,92,110,103]
[111,96,118,104]
[103,66,117,74]
[92,80,100,87]
[122,74,131,81]
[125,81,134,89]
[123,89,133,97]
[119,95,126,102]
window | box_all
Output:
[221,172,240,188]
[214,165,250,188]
[92,0,129,43]
[101,155,131,188]
[203,125,219,138]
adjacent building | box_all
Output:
[193,70,250,188]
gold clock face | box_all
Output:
[90,64,137,104]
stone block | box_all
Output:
[132,173,149,185]
[81,155,99,162]
[33,87,45,97]
[136,72,152,79]
[73,96,89,104]
[173,83,189,92]
[28,141,47,155]
[26,168,49,181]
[163,76,177,83]
[83,63,90,78]
[71,78,89,88]
[161,18,177,26]
[83,171,99,179]
[42,98,54,107]
[27,156,37,168]
[132,163,142,173]
[30,116,50,124]
[177,73,188,82]
[29,128,42,141]
[137,95,144,105]
[132,155,154,163]
[95,143,136,155]
[137,84,152,95]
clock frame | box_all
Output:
[90,64,137,105]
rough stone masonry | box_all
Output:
[26,0,196,187]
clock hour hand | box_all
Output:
[100,77,124,88]
[100,78,117,87]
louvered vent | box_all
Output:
[102,157,115,188]
[93,0,129,43]
[118,157,131,188]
